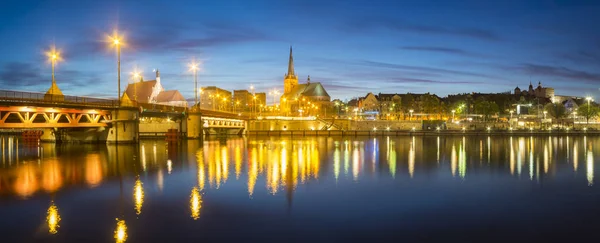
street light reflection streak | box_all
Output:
[190,187,202,220]
[47,201,60,234]
[134,178,144,215]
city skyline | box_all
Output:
[0,0,599,101]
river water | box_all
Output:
[0,135,598,242]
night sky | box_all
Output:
[0,0,599,102]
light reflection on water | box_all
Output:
[0,135,599,241]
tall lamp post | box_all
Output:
[48,49,60,87]
[189,61,199,110]
[586,96,593,124]
[111,35,123,104]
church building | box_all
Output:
[124,70,187,107]
[279,47,331,116]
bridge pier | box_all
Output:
[107,108,139,144]
[40,128,56,142]
[186,111,204,139]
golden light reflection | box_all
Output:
[451,144,457,177]
[42,160,63,192]
[334,143,340,181]
[587,148,594,186]
[408,137,415,178]
[167,159,172,174]
[573,141,579,172]
[196,150,205,190]
[114,219,127,243]
[510,137,515,175]
[344,141,350,176]
[85,154,103,187]
[133,178,144,215]
[248,147,258,197]
[14,163,38,197]
[544,145,549,174]
[235,145,242,179]
[47,201,60,234]
[388,140,396,178]
[458,137,466,179]
[352,144,360,180]
[190,187,202,220]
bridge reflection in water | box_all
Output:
[0,135,598,241]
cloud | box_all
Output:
[399,46,487,58]
[516,63,600,82]
[559,50,600,65]
[384,77,483,85]
[0,62,45,87]
[345,17,502,41]
[359,60,497,79]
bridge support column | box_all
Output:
[107,108,139,144]
[40,128,56,143]
[186,112,203,139]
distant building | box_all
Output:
[200,86,232,111]
[124,70,187,107]
[255,92,267,112]
[514,81,554,99]
[359,93,379,111]
[233,90,252,111]
[279,47,331,116]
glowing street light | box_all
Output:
[586,96,593,124]
[46,47,61,86]
[109,32,124,104]
[189,60,200,109]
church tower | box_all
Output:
[283,46,298,94]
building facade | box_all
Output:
[124,70,187,107]
[514,81,554,99]
[279,47,331,116]
[233,90,252,111]
[200,86,232,111]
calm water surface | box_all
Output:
[0,135,599,242]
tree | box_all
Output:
[421,94,441,120]
[474,99,499,122]
[577,103,599,124]
[544,103,567,120]
[401,94,414,120]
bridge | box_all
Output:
[0,90,248,143]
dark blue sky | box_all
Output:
[0,0,599,101]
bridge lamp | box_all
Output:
[189,61,200,108]
[109,32,125,103]
[46,47,62,85]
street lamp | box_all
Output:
[189,61,200,110]
[46,47,61,88]
[409,109,414,120]
[110,33,124,104]
[451,109,455,122]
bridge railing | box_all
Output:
[0,90,117,107]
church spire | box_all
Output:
[286,46,295,78]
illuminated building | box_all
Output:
[279,47,331,116]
